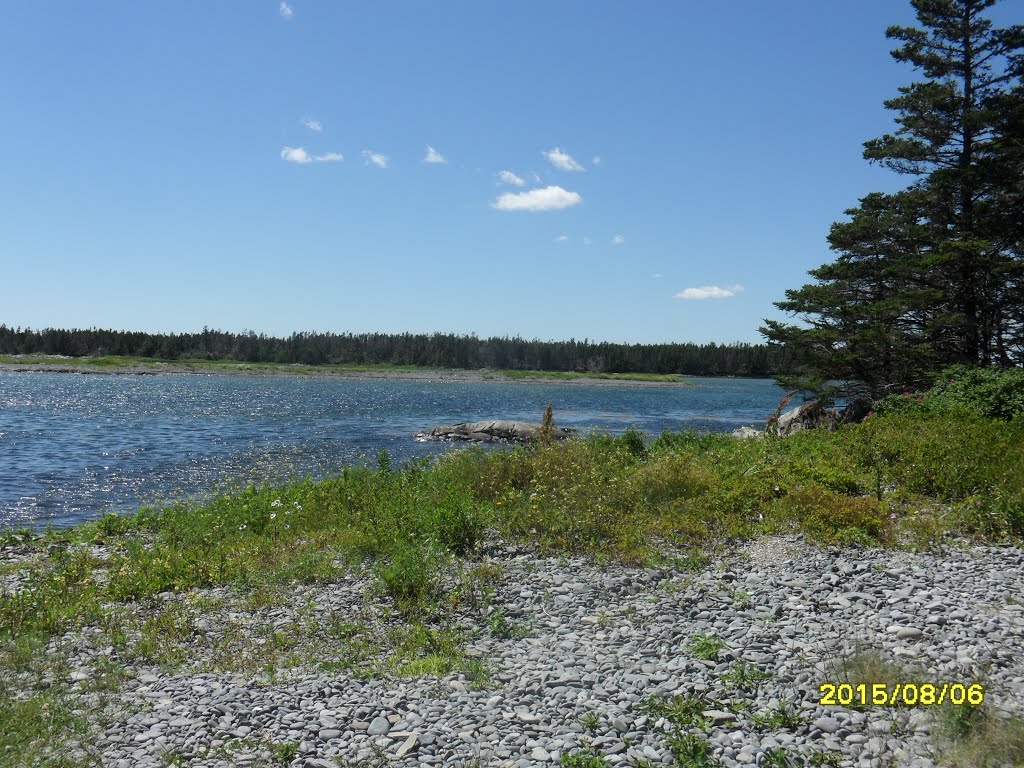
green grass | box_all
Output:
[0,354,691,383]
[686,633,727,662]
[636,692,719,732]
[497,368,688,383]
[0,354,453,376]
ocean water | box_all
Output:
[0,372,785,530]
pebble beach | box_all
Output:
[5,535,1023,767]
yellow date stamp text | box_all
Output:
[819,682,984,707]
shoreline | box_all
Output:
[3,413,1023,765]
[0,359,712,387]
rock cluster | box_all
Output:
[415,420,574,444]
[13,536,1024,767]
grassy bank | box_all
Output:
[495,369,687,383]
[2,413,1023,765]
[0,355,691,383]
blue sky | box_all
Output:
[3,1,1019,345]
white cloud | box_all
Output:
[544,147,585,172]
[492,185,582,212]
[652,273,664,279]
[281,146,312,164]
[612,234,625,245]
[498,170,525,187]
[424,145,446,164]
[362,150,389,168]
[280,146,343,164]
[302,117,322,132]
[279,2,294,19]
[554,235,569,242]
[592,156,602,166]
[674,284,745,300]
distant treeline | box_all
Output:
[0,325,797,377]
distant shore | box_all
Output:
[0,356,700,387]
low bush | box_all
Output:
[875,364,1024,421]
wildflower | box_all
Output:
[239,524,247,530]
[271,499,282,508]
[293,501,302,510]
[270,513,277,520]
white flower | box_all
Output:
[239,524,247,530]
[271,499,282,508]
[270,513,277,520]
[293,502,302,510]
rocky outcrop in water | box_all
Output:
[414,420,574,443]
[768,398,874,437]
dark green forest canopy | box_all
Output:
[762,0,1024,399]
[0,325,796,378]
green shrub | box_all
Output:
[780,488,890,547]
[560,747,608,767]
[875,364,1024,420]
[375,542,443,616]
[420,486,488,557]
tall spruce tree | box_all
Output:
[762,0,1024,399]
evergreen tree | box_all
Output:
[762,0,1024,398]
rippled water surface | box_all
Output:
[0,372,784,529]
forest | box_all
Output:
[0,325,797,377]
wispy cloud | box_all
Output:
[301,117,322,132]
[592,156,602,166]
[498,170,525,187]
[544,147,585,172]
[281,146,312,164]
[424,145,446,164]
[612,234,625,245]
[674,284,745,300]
[492,185,582,212]
[554,235,569,242]
[362,150,389,169]
[583,237,593,246]
[279,2,294,19]
[280,146,343,164]
[652,273,664,279]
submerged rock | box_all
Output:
[414,419,574,443]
